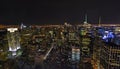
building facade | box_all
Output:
[100,42,120,69]
[7,28,21,57]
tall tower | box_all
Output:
[20,22,26,29]
[98,17,101,27]
[83,14,91,28]
[84,14,88,24]
[100,35,120,69]
[7,28,21,57]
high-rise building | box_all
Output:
[72,47,80,62]
[100,36,120,69]
[7,28,21,57]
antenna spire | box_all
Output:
[99,16,101,27]
[84,13,88,24]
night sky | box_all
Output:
[0,0,120,25]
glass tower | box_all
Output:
[7,28,21,56]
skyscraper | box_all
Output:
[7,28,21,57]
[100,36,120,69]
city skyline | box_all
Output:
[0,0,120,25]
[0,19,120,69]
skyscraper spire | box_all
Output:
[84,13,88,24]
[98,16,101,27]
[20,22,24,29]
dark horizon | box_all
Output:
[0,0,120,25]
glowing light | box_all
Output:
[9,47,17,51]
[105,31,109,34]
[7,28,21,57]
[21,23,26,29]
[12,52,16,56]
[7,28,18,32]
[102,35,107,39]
[17,46,20,49]
[102,31,115,42]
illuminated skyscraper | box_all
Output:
[7,28,21,56]
[100,35,120,69]
[20,23,26,29]
[83,14,91,28]
[98,16,101,27]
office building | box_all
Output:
[7,28,21,57]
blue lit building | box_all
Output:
[100,34,120,69]
[102,31,115,43]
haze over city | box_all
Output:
[0,0,120,25]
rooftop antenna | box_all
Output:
[84,13,88,24]
[98,16,101,27]
[64,18,67,25]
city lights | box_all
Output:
[0,24,120,69]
